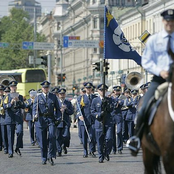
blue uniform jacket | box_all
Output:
[76,94,93,126]
[3,94,25,125]
[91,96,113,131]
[126,96,140,121]
[33,93,61,128]
[25,98,33,121]
[57,98,74,128]
[111,96,124,124]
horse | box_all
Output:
[140,61,174,174]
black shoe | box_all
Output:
[42,161,46,165]
[118,150,122,154]
[105,154,110,161]
[123,140,127,144]
[126,136,140,157]
[8,154,13,158]
[99,158,103,163]
[57,152,62,157]
[113,151,116,154]
[48,158,54,166]
[63,146,67,154]
[83,155,88,158]
[89,152,96,158]
[31,142,35,146]
[15,148,21,156]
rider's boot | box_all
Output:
[126,109,145,156]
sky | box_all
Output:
[0,0,57,17]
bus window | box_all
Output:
[13,75,22,83]
[25,70,46,82]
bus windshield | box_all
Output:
[25,69,46,82]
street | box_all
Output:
[0,123,164,174]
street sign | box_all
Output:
[63,36,80,48]
[0,42,9,48]
[139,30,151,44]
[33,42,54,50]
[22,41,34,50]
[68,40,99,48]
[29,57,42,64]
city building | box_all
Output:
[8,0,41,21]
[37,0,174,93]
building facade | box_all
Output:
[37,0,174,93]
[8,0,41,21]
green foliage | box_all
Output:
[0,8,46,70]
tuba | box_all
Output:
[0,75,15,86]
[125,72,144,90]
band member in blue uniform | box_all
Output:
[3,81,25,157]
[0,84,5,152]
[10,81,25,156]
[111,86,124,154]
[56,88,73,156]
[91,84,114,163]
[1,86,9,154]
[33,81,61,165]
[76,82,97,158]
[25,89,37,146]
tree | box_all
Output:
[0,8,46,70]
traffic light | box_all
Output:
[62,73,66,82]
[41,55,47,66]
[105,62,110,75]
[57,73,66,82]
[92,62,100,71]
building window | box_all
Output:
[93,18,97,29]
[100,18,104,29]
[93,48,97,53]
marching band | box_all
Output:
[0,79,148,165]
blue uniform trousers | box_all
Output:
[16,122,23,148]
[122,110,129,142]
[80,125,94,156]
[7,124,15,155]
[56,125,70,153]
[36,124,56,162]
[113,122,123,151]
[125,120,134,138]
[95,126,113,160]
[0,123,2,150]
[1,125,8,153]
[90,123,96,153]
[28,120,35,144]
[78,120,82,144]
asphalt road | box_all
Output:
[0,123,165,174]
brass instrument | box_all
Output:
[0,75,15,86]
[125,72,144,90]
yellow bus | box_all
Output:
[0,68,47,99]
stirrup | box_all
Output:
[126,136,141,152]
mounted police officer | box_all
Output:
[25,89,37,146]
[76,82,97,158]
[33,81,61,165]
[126,9,174,156]
[91,84,114,163]
[111,86,124,154]
[55,88,73,156]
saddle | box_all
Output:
[146,82,168,125]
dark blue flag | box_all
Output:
[104,6,141,65]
